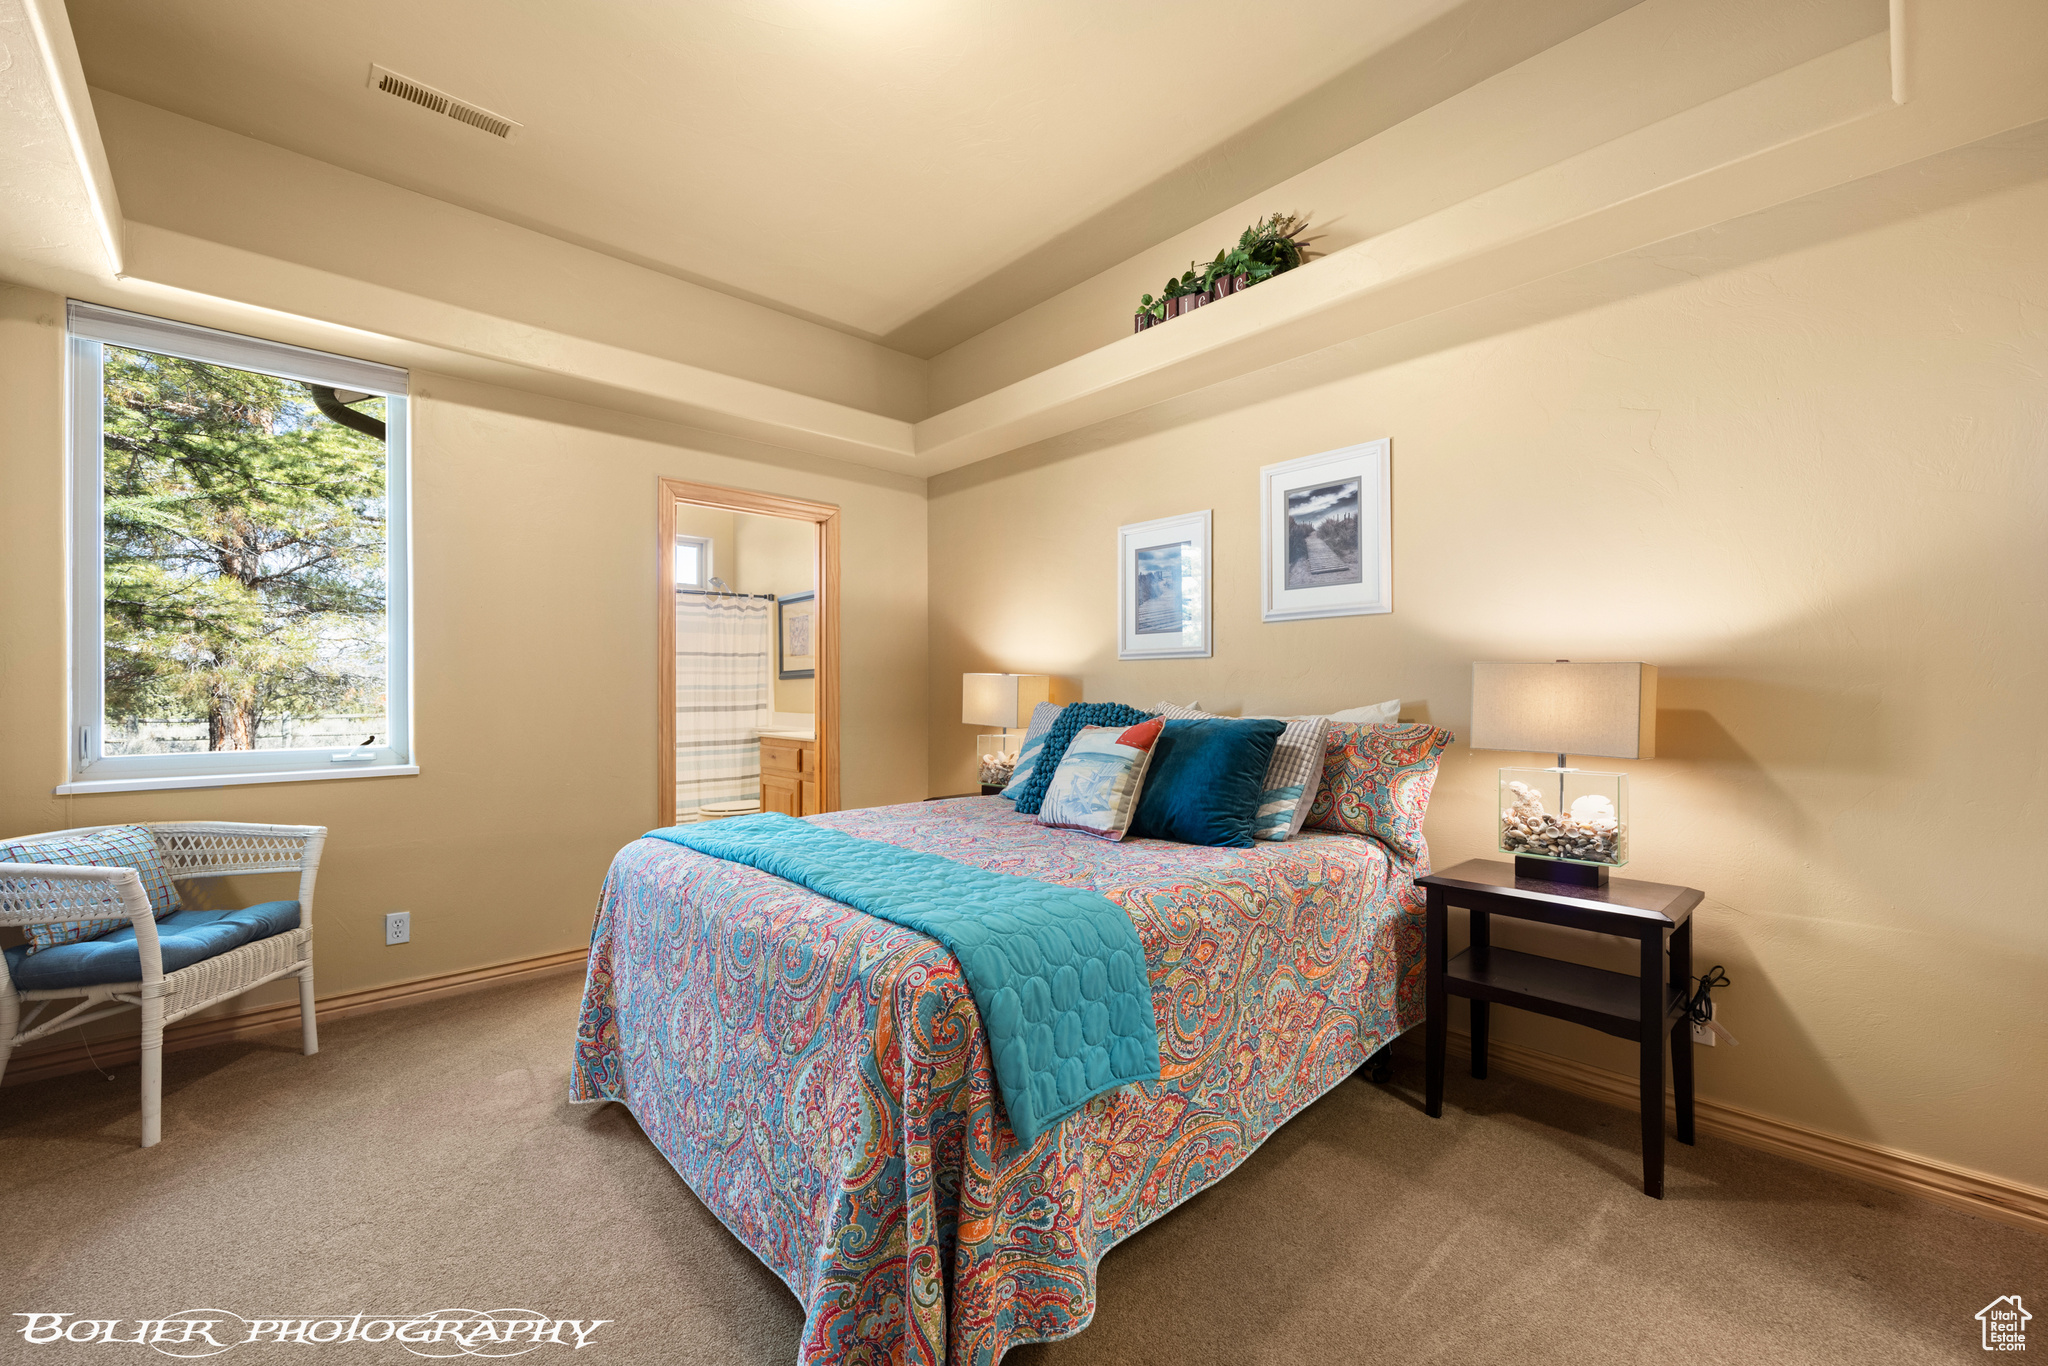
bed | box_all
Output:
[572,793,1428,1365]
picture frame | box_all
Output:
[1118,510,1211,660]
[777,591,816,679]
[1260,439,1391,622]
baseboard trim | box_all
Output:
[3,946,590,1088]
[1431,1030,2048,1237]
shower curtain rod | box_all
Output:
[676,587,778,600]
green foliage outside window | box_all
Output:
[101,347,389,752]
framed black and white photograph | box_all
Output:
[777,591,816,679]
[1118,510,1211,660]
[1260,440,1391,622]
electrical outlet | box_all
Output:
[384,911,411,946]
[1691,1000,1718,1046]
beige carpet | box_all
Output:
[2,972,2040,1365]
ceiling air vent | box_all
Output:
[368,64,521,140]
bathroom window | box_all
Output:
[675,534,712,590]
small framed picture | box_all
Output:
[1260,439,1391,622]
[777,591,816,679]
[1118,510,1211,660]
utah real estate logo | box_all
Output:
[1978,1296,2030,1352]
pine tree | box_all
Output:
[100,347,388,751]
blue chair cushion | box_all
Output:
[3,901,300,991]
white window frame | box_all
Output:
[675,533,713,591]
[60,301,416,794]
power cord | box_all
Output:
[79,1028,117,1081]
[1678,964,1730,1026]
[1678,964,1738,1044]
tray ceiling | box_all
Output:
[68,0,1496,352]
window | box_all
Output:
[63,302,414,793]
[675,534,712,590]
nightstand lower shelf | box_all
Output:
[1445,947,1686,1041]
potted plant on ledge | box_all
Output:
[1132,212,1317,332]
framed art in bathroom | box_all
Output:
[778,591,816,679]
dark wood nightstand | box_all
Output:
[1418,858,1703,1198]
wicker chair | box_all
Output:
[0,822,326,1146]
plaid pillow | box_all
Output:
[0,825,181,953]
[1154,702,1328,840]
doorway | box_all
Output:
[655,477,839,827]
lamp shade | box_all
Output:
[1469,661,1657,759]
[962,673,1051,729]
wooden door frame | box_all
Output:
[656,477,841,827]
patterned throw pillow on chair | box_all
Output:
[1035,719,1166,841]
[0,824,181,953]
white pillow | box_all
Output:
[1166,698,1401,724]
[1325,699,1401,724]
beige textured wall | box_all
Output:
[926,175,2048,1189]
[733,512,818,715]
[0,284,928,1040]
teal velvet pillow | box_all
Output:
[1128,718,1285,848]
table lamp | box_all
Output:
[962,673,1050,787]
[1469,661,1657,887]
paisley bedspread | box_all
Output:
[571,796,1426,1365]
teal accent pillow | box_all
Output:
[1155,702,1329,840]
[1010,703,1155,815]
[1129,718,1285,848]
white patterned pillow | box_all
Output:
[1036,720,1165,841]
[1154,702,1329,840]
[998,728,1046,800]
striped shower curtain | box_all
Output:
[675,593,773,817]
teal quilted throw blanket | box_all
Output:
[644,813,1161,1143]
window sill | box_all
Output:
[56,764,420,796]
